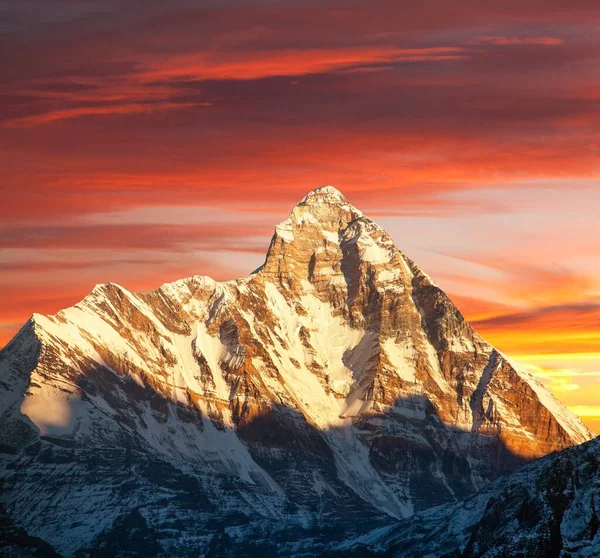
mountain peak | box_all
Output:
[299,185,347,204]
[295,185,363,218]
[264,186,384,287]
[272,186,364,245]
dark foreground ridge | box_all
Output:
[333,435,600,557]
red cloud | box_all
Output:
[3,102,208,128]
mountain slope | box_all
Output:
[0,186,591,555]
[336,435,600,557]
[0,503,60,557]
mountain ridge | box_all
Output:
[334,434,600,557]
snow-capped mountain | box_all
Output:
[0,186,592,556]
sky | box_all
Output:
[1,0,599,432]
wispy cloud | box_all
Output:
[137,46,468,82]
[518,362,600,393]
[3,101,208,128]
[567,405,600,418]
[469,36,565,46]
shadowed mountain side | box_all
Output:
[0,504,60,557]
[332,435,600,558]
[1,351,526,557]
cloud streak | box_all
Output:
[468,36,565,46]
[3,101,208,128]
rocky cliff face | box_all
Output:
[0,186,591,556]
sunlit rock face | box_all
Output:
[0,186,591,556]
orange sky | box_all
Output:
[1,0,599,432]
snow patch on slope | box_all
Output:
[21,387,83,437]
[383,338,417,383]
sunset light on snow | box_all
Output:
[1,0,599,432]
